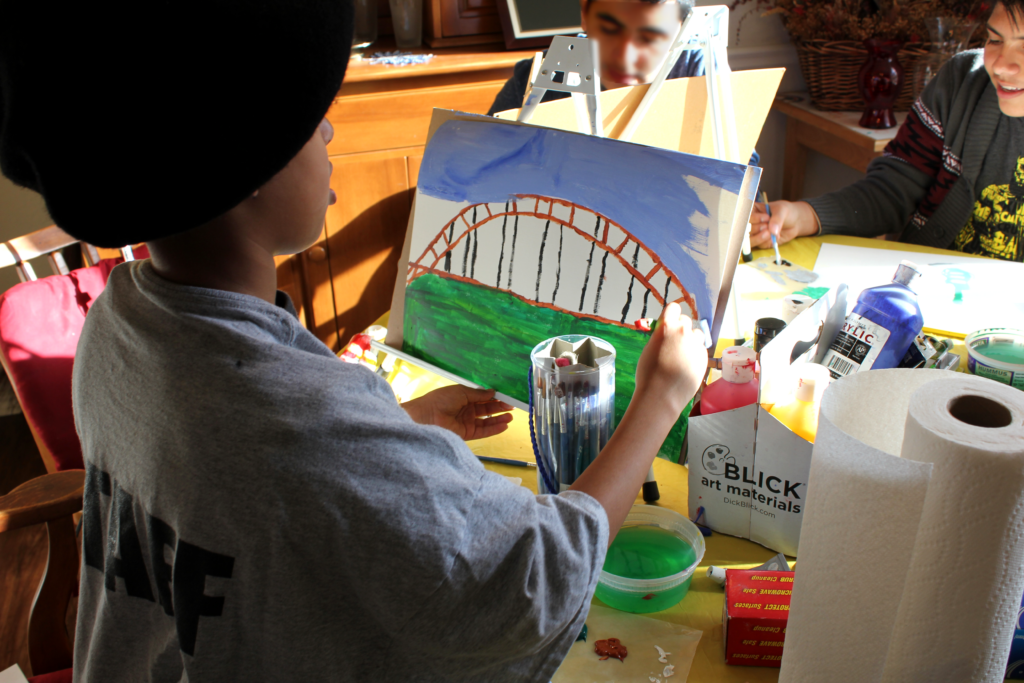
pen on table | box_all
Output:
[477,455,537,468]
[760,191,782,266]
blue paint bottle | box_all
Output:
[821,261,924,379]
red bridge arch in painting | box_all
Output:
[407,194,698,328]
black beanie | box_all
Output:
[0,1,353,248]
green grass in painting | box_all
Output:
[403,273,691,462]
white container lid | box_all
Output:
[722,346,757,384]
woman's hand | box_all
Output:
[402,386,513,441]
[748,200,821,249]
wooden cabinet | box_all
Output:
[279,45,533,351]
[430,0,502,47]
[373,0,503,48]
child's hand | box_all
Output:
[633,303,708,415]
[402,386,514,441]
[748,200,820,249]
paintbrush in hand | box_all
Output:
[760,191,783,266]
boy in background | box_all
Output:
[490,0,760,164]
[0,1,708,681]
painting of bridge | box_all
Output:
[400,115,755,462]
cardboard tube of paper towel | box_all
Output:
[780,370,1024,683]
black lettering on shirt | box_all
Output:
[82,464,236,658]
[104,482,155,602]
[83,463,111,571]
[148,513,177,617]
[173,540,235,657]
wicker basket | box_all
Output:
[794,39,931,112]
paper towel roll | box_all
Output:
[779,369,1024,683]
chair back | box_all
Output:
[0,225,146,472]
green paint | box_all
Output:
[976,342,1024,365]
[404,273,691,462]
[576,624,588,642]
[794,286,829,300]
[595,525,697,613]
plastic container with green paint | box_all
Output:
[966,328,1024,392]
[595,505,705,614]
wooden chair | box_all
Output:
[0,225,143,473]
[0,470,83,682]
[0,226,141,679]
[0,224,138,283]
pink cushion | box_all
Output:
[0,259,121,471]
[28,668,73,683]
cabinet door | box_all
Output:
[323,147,423,350]
[440,0,500,37]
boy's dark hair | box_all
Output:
[0,1,354,248]
[991,0,1024,26]
[583,0,693,21]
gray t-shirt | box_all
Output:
[71,260,608,682]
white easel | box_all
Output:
[516,13,746,499]
[517,7,745,344]
[517,5,738,162]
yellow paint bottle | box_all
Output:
[768,364,832,443]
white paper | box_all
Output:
[812,243,1024,336]
[780,369,1024,683]
[0,665,29,683]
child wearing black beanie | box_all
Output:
[0,2,707,680]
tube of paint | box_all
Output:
[530,335,616,493]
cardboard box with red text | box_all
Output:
[723,569,794,667]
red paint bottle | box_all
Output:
[700,346,759,415]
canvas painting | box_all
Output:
[398,113,759,461]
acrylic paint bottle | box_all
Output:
[768,363,831,442]
[701,347,758,415]
[820,260,924,380]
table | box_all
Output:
[772,93,907,201]
[376,234,973,682]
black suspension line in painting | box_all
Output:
[663,275,671,311]
[621,243,641,323]
[506,210,519,290]
[579,215,600,311]
[470,207,478,280]
[444,221,455,272]
[496,200,509,288]
[552,224,564,303]
[535,219,550,302]
[593,250,610,315]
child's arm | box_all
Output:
[570,302,707,544]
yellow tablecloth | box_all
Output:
[369,234,974,682]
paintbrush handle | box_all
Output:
[477,455,536,468]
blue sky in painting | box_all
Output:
[416,118,756,321]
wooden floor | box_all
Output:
[0,411,71,677]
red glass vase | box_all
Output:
[858,39,905,129]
